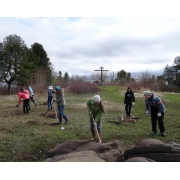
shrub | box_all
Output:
[68,81,100,94]
[0,87,8,95]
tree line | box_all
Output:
[0,34,71,94]
[1,34,180,94]
[110,60,180,93]
[0,34,52,94]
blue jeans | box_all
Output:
[90,118,102,133]
[58,105,68,122]
[48,96,53,109]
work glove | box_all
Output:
[157,113,161,117]
[132,102,135,105]
[93,122,97,126]
[16,104,19,107]
[89,111,92,115]
[124,104,126,106]
[145,111,149,114]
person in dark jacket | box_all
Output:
[144,91,166,137]
[124,87,135,116]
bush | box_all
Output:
[0,87,8,95]
[68,81,100,94]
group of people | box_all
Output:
[17,84,69,125]
[16,85,38,114]
[46,85,69,125]
[16,84,166,141]
[87,86,166,142]
[124,87,166,136]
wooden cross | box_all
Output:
[94,66,109,85]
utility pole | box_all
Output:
[94,66,109,85]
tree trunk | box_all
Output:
[7,82,11,95]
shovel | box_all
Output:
[54,103,59,123]
[90,113,102,143]
[49,105,61,125]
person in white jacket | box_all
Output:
[26,85,38,106]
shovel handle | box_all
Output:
[54,104,59,123]
[90,114,101,143]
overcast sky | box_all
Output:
[1,1,180,77]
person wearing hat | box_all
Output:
[53,86,69,125]
[144,91,166,137]
[47,85,55,111]
[124,87,135,117]
[87,95,105,141]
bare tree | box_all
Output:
[138,70,152,89]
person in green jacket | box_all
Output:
[87,95,105,141]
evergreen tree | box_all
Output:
[163,56,180,92]
[116,70,131,85]
[30,43,53,84]
[17,49,39,85]
[63,72,70,83]
[0,34,29,94]
[31,43,49,68]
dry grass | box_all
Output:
[1,86,180,161]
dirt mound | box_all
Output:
[40,111,57,119]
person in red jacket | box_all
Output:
[16,92,30,114]
[20,88,31,110]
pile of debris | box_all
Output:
[43,138,180,162]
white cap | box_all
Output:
[48,86,53,90]
[94,95,101,102]
[144,91,152,95]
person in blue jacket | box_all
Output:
[47,85,55,110]
[144,91,166,137]
[26,85,38,106]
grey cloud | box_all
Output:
[1,17,180,76]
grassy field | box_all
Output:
[1,85,180,162]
